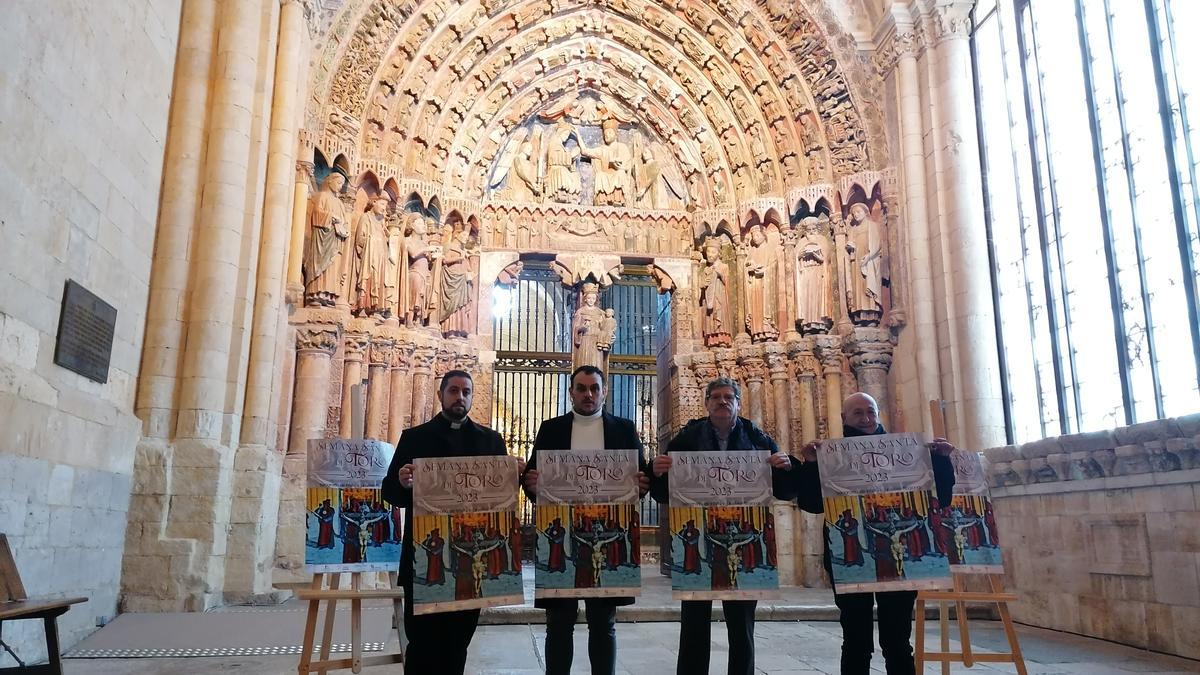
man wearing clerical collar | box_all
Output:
[522,365,650,675]
[383,370,523,675]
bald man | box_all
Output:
[788,392,956,675]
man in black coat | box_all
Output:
[790,392,957,675]
[522,365,651,675]
[382,369,523,675]
[649,376,795,675]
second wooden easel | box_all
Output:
[294,571,406,674]
[914,400,1027,675]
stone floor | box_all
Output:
[64,620,1200,674]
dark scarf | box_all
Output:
[694,417,754,451]
[842,423,886,438]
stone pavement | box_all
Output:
[66,620,1200,674]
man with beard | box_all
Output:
[649,376,795,675]
[523,365,650,675]
[789,392,956,675]
[382,370,523,675]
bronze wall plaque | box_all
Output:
[53,280,117,384]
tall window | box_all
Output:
[974,0,1200,443]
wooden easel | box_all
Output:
[914,401,1027,675]
[294,571,406,674]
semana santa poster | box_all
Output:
[939,450,1003,573]
[817,432,952,593]
[305,439,401,573]
[411,455,523,615]
[668,451,779,600]
[534,449,641,599]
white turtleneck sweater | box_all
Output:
[569,408,605,450]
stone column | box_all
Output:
[340,324,370,438]
[815,335,844,436]
[788,338,820,444]
[409,343,437,427]
[366,335,395,441]
[927,1,1005,449]
[846,327,895,428]
[764,343,792,452]
[431,346,455,421]
[389,337,416,444]
[286,160,313,299]
[781,230,800,341]
[135,0,217,436]
[831,216,854,336]
[674,353,704,428]
[738,345,767,429]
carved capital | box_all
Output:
[763,342,789,380]
[713,347,739,379]
[874,29,920,76]
[369,338,395,367]
[925,1,973,45]
[496,261,524,287]
[690,350,720,384]
[648,264,677,293]
[296,160,315,183]
[344,331,370,359]
[296,325,340,354]
[786,337,819,377]
[737,345,767,383]
[411,345,437,373]
[845,327,894,372]
[813,335,844,374]
[392,340,416,369]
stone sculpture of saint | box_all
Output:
[303,172,350,307]
[744,225,779,342]
[544,119,581,203]
[795,215,833,334]
[438,226,475,338]
[406,216,440,325]
[845,202,884,323]
[510,138,541,202]
[597,309,617,353]
[353,193,391,316]
[572,283,607,371]
[581,118,633,206]
[699,240,732,347]
[385,213,404,318]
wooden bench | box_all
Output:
[0,535,86,674]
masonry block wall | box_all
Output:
[985,414,1200,660]
[0,1,180,663]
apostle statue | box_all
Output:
[743,224,779,342]
[438,225,475,338]
[572,282,608,371]
[795,215,834,334]
[699,239,732,347]
[544,119,582,203]
[581,118,633,207]
[353,193,391,317]
[406,215,441,325]
[845,202,885,325]
[385,211,404,318]
[303,172,350,307]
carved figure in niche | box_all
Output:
[633,137,686,210]
[657,224,670,254]
[353,193,392,317]
[303,172,350,307]
[581,118,633,207]
[597,309,617,353]
[406,215,441,325]
[385,213,404,317]
[438,225,475,338]
[544,119,582,203]
[698,240,732,347]
[622,221,637,251]
[744,225,779,342]
[678,221,693,254]
[572,283,608,372]
[795,215,834,335]
[517,217,534,249]
[845,203,885,325]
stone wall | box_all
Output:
[985,414,1200,660]
[0,0,181,663]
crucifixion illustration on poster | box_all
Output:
[534,449,641,599]
[411,455,524,615]
[818,432,952,593]
[305,438,401,573]
[668,450,779,601]
[937,449,1003,573]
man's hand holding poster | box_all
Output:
[306,439,400,573]
[534,449,641,599]
[818,432,953,593]
[668,451,779,600]
[412,455,523,615]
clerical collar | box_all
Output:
[440,412,469,430]
[572,408,604,420]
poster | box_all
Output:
[534,449,641,599]
[668,451,779,600]
[939,450,1003,573]
[818,432,952,593]
[305,439,401,573]
[411,455,523,615]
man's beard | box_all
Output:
[444,404,469,421]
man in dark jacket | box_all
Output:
[522,365,651,675]
[790,391,956,675]
[649,376,795,675]
[381,369,522,675]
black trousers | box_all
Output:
[544,598,618,675]
[834,590,918,675]
[402,593,481,675]
[677,600,756,675]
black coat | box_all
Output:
[382,414,509,587]
[524,411,648,608]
